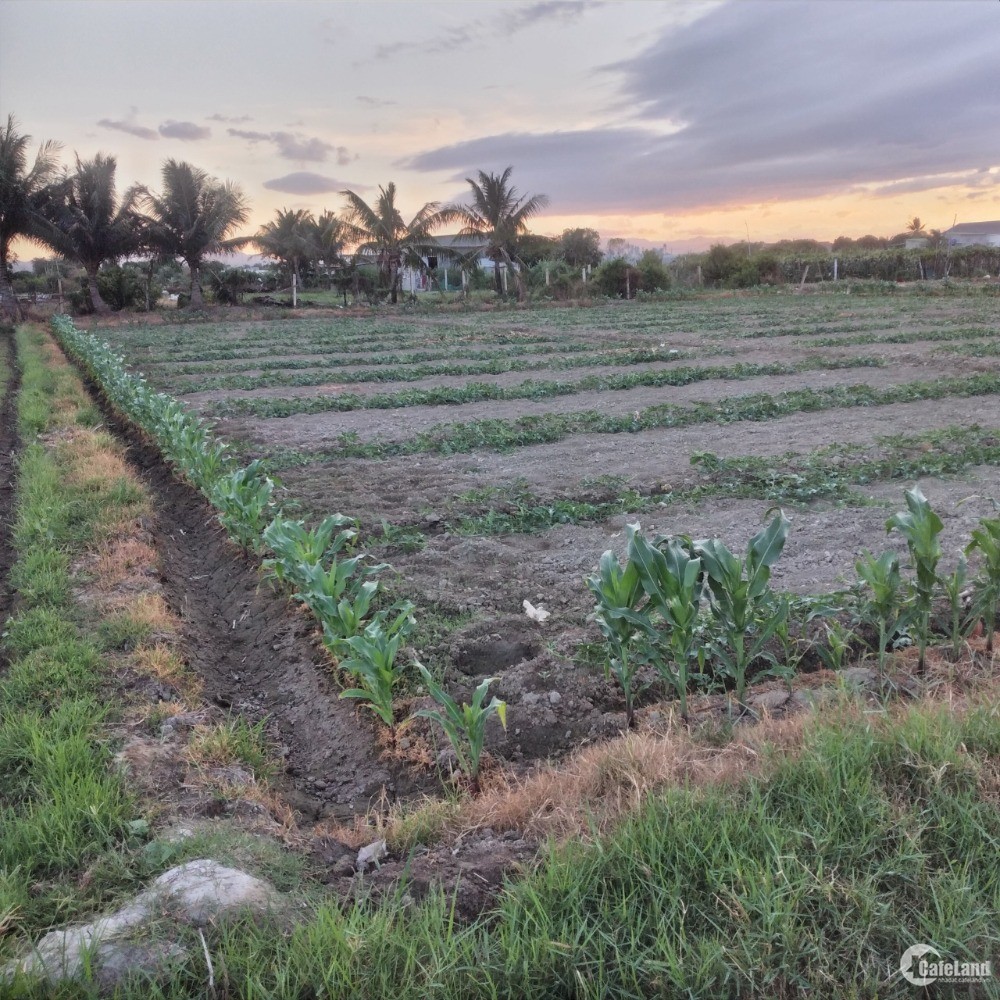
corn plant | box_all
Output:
[413,665,507,793]
[210,460,278,552]
[854,550,911,676]
[292,553,374,641]
[966,510,1000,653]
[338,606,415,728]
[625,527,704,723]
[695,511,790,715]
[939,554,973,662]
[886,487,943,672]
[262,513,358,588]
[815,618,856,672]
[585,544,644,727]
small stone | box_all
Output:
[547,690,562,705]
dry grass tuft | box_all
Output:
[133,644,202,705]
[91,538,159,592]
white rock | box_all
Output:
[356,839,387,870]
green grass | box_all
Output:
[24,697,996,999]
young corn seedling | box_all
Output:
[886,486,943,673]
[815,618,856,673]
[585,543,645,727]
[262,513,358,588]
[626,527,704,723]
[413,665,507,793]
[966,510,1000,653]
[338,605,415,729]
[940,554,973,662]
[293,552,381,646]
[854,550,911,677]
[695,511,790,716]
[210,460,278,552]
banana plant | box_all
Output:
[966,510,1000,653]
[585,542,645,727]
[854,550,911,676]
[695,511,790,714]
[626,527,704,723]
[886,486,943,672]
[338,605,415,729]
[413,665,507,793]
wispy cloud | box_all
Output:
[263,172,367,195]
[158,120,211,141]
[228,128,338,162]
[357,95,397,108]
[97,117,158,141]
[207,113,253,124]
[366,0,600,64]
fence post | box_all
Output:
[292,273,297,308]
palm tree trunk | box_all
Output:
[0,257,22,322]
[86,266,111,314]
[493,256,503,296]
[187,263,205,309]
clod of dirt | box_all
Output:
[451,617,542,676]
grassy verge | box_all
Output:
[267,371,1000,465]
[60,694,1000,999]
[0,328,294,971]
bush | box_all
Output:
[70,265,161,314]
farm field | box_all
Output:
[5,289,1000,997]
[90,288,1000,766]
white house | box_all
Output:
[399,234,512,292]
[942,222,1000,247]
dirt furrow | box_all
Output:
[78,379,419,820]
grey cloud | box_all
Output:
[97,118,158,141]
[208,113,253,123]
[263,172,367,195]
[406,1,999,214]
[159,120,211,141]
[367,0,598,64]
[357,95,397,108]
[228,128,336,162]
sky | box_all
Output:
[2,0,998,256]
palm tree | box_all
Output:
[38,153,143,314]
[312,210,347,290]
[906,216,925,234]
[452,167,548,300]
[340,183,455,304]
[254,208,317,288]
[0,114,61,320]
[143,159,250,309]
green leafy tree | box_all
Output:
[341,183,454,304]
[559,227,602,268]
[451,166,548,300]
[38,153,143,314]
[143,159,250,309]
[0,114,61,319]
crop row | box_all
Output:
[267,371,1000,465]
[447,424,1000,535]
[814,325,997,348]
[166,345,699,393]
[206,355,885,419]
[50,316,501,788]
[591,490,1000,724]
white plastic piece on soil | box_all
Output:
[356,839,387,870]
[522,599,551,623]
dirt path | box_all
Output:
[0,326,21,670]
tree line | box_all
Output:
[2,115,602,317]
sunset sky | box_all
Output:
[2,0,998,255]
